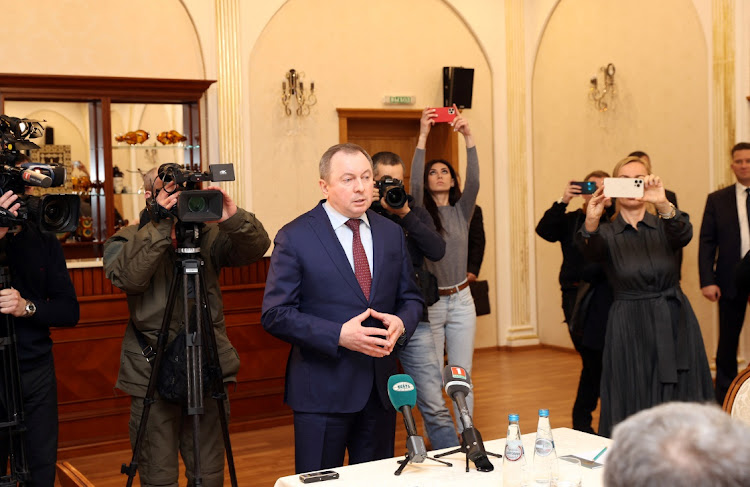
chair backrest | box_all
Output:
[56,461,95,487]
[723,365,750,427]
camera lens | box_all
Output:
[187,195,208,213]
[384,186,407,209]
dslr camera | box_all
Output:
[0,115,80,233]
[374,176,407,210]
[154,162,235,223]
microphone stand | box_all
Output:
[394,437,453,476]
[433,427,502,472]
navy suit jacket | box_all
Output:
[699,185,743,299]
[261,201,424,413]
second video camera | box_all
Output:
[375,176,407,209]
[0,115,80,233]
[157,163,235,223]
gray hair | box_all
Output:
[604,402,750,487]
[319,143,373,181]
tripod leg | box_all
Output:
[394,455,410,476]
[197,266,238,487]
[122,269,181,487]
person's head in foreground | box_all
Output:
[604,402,750,487]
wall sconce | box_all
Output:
[282,69,317,116]
[589,63,616,112]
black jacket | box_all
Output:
[3,225,79,372]
[467,205,485,277]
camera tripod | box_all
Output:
[121,223,238,487]
[0,266,29,487]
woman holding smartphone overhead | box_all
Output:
[410,106,479,432]
[578,156,713,437]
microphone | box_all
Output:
[387,374,427,463]
[3,165,52,188]
[443,365,494,472]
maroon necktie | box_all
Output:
[345,218,371,300]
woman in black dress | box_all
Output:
[579,156,713,437]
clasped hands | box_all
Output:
[338,308,405,358]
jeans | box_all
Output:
[427,286,477,433]
[398,321,459,449]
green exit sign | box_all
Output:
[383,95,415,105]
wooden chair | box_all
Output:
[722,365,750,426]
[55,461,95,487]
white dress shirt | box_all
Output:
[734,182,750,258]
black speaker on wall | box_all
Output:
[44,127,54,145]
[443,67,474,109]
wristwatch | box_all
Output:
[23,300,36,318]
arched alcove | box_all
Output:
[531,0,709,348]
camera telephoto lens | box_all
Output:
[384,187,407,209]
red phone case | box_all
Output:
[433,107,457,123]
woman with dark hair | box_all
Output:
[410,106,479,429]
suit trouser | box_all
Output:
[562,287,602,433]
[128,390,229,487]
[0,355,58,487]
[716,293,749,404]
[293,380,396,474]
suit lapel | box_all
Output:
[308,202,369,304]
[368,210,385,301]
[723,186,741,241]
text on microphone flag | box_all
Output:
[391,381,415,392]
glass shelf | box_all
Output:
[112,144,200,150]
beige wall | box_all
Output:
[532,0,712,350]
[247,0,497,347]
[1,0,744,355]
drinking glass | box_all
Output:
[521,463,552,486]
[555,457,582,487]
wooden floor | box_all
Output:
[62,346,596,486]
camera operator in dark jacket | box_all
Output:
[535,171,613,434]
[370,152,458,449]
[0,187,79,487]
[104,168,270,487]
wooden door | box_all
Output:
[337,108,458,193]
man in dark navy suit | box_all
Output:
[699,142,750,405]
[262,143,424,473]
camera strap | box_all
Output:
[130,322,156,363]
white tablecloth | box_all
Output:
[274,427,610,486]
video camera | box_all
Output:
[155,162,235,223]
[374,176,407,209]
[0,115,80,233]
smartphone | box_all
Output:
[432,106,457,123]
[571,181,597,195]
[559,454,604,470]
[299,470,339,483]
[603,177,644,198]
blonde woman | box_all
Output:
[579,156,713,437]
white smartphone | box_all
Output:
[603,177,644,198]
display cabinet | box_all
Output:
[0,74,212,258]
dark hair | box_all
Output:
[319,143,373,181]
[628,150,649,159]
[584,170,610,180]
[372,151,405,176]
[423,159,462,234]
[731,142,750,157]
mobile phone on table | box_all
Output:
[432,106,457,123]
[603,177,644,198]
[559,454,604,469]
[299,470,339,483]
[571,181,597,195]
